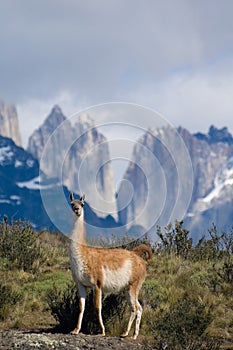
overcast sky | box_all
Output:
[1,0,233,145]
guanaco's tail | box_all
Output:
[133,244,153,260]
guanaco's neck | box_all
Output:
[70,212,86,245]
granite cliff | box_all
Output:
[28,106,117,219]
[117,125,233,241]
[0,100,22,146]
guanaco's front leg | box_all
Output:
[70,284,86,335]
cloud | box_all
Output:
[131,56,233,134]
[1,0,233,140]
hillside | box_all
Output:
[0,220,232,349]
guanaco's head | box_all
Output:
[70,193,85,217]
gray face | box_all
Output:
[71,200,84,217]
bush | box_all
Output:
[141,280,168,309]
[0,283,22,320]
[148,296,222,350]
[46,282,127,334]
[0,217,45,273]
[46,282,80,333]
[156,221,193,259]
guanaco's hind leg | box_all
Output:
[121,285,142,340]
[70,284,86,335]
[94,285,105,335]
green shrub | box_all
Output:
[141,280,168,309]
[0,283,22,320]
[46,282,127,334]
[148,296,222,350]
[46,282,80,333]
[0,218,45,273]
[192,224,233,263]
[156,221,193,259]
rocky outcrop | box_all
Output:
[28,106,117,219]
[63,114,117,218]
[27,105,67,162]
[0,101,22,146]
[179,126,233,240]
[117,126,192,235]
[117,125,233,241]
[179,126,232,202]
[0,330,143,350]
[194,125,233,144]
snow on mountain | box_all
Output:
[202,157,233,203]
[118,125,233,241]
[0,132,119,236]
[17,176,58,190]
[0,145,14,164]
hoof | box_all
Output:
[120,333,128,338]
[70,329,79,335]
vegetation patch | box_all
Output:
[0,219,232,349]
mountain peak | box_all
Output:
[27,105,69,160]
[0,100,22,146]
[52,104,65,115]
[194,125,233,144]
[208,125,233,143]
[45,105,66,129]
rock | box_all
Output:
[27,105,67,161]
[0,330,143,350]
[117,125,233,241]
[0,100,22,146]
[28,106,117,219]
[194,125,233,144]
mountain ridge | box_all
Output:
[0,99,232,241]
[117,124,233,241]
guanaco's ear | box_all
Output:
[70,192,74,202]
[80,194,85,203]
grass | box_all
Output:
[0,221,233,349]
[0,268,71,330]
[0,226,71,330]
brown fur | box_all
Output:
[77,244,148,289]
[133,244,153,261]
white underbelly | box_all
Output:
[102,259,132,293]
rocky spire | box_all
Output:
[27,105,68,160]
[28,107,118,220]
[0,100,22,146]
